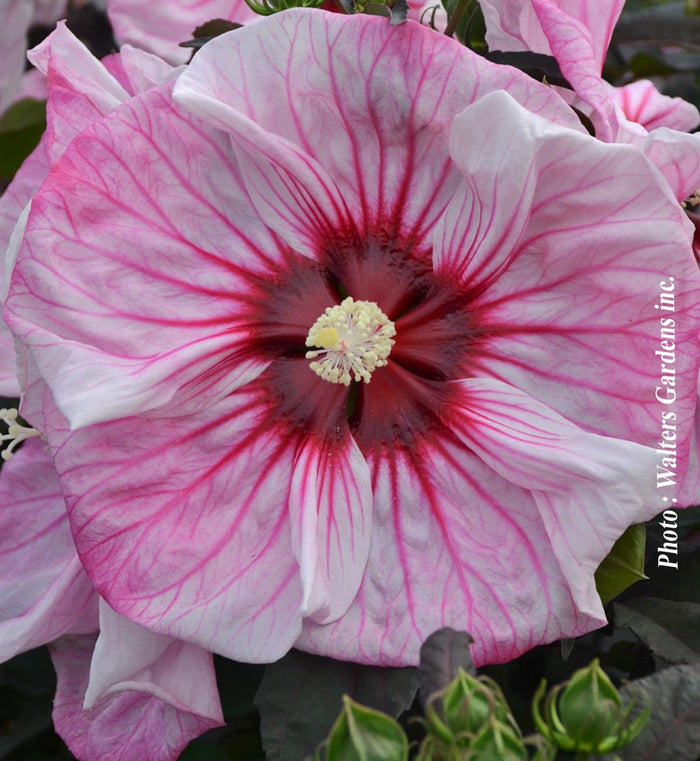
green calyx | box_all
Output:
[244,0,325,16]
[532,658,651,754]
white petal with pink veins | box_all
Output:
[174,10,582,245]
[298,387,597,665]
[28,22,130,163]
[0,320,20,396]
[51,633,221,761]
[451,378,659,619]
[6,86,283,427]
[480,0,623,72]
[439,91,700,458]
[85,600,223,723]
[610,79,700,133]
[290,434,372,623]
[45,384,304,663]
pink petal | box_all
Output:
[290,434,372,623]
[450,379,659,618]
[28,21,131,164]
[480,0,623,72]
[299,378,659,667]
[480,0,625,140]
[50,633,220,761]
[0,28,177,401]
[610,79,700,133]
[174,10,582,247]
[85,601,223,723]
[6,85,282,427]
[107,0,258,65]
[0,438,97,662]
[45,384,304,662]
[0,320,20,395]
[0,0,33,112]
[437,91,700,463]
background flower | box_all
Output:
[0,0,66,114]
[478,0,700,204]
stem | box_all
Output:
[443,0,470,38]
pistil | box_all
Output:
[306,297,396,385]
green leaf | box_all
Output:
[325,696,408,761]
[617,663,700,760]
[0,99,46,181]
[614,598,700,664]
[254,650,417,761]
[627,52,678,77]
[418,628,475,706]
[595,523,647,604]
[613,4,700,45]
[179,18,243,50]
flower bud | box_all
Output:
[441,670,506,735]
[467,718,529,761]
[532,658,650,754]
[323,696,408,761]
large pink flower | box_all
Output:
[5,10,700,667]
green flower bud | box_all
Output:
[467,718,528,761]
[442,671,502,735]
[323,696,408,761]
[532,658,650,754]
[424,669,512,748]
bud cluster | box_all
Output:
[416,669,554,761]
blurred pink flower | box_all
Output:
[107,0,260,64]
[105,0,446,65]
[0,0,66,113]
[478,0,700,202]
[5,10,700,668]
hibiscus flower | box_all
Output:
[5,10,700,667]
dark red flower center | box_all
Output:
[248,231,479,454]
